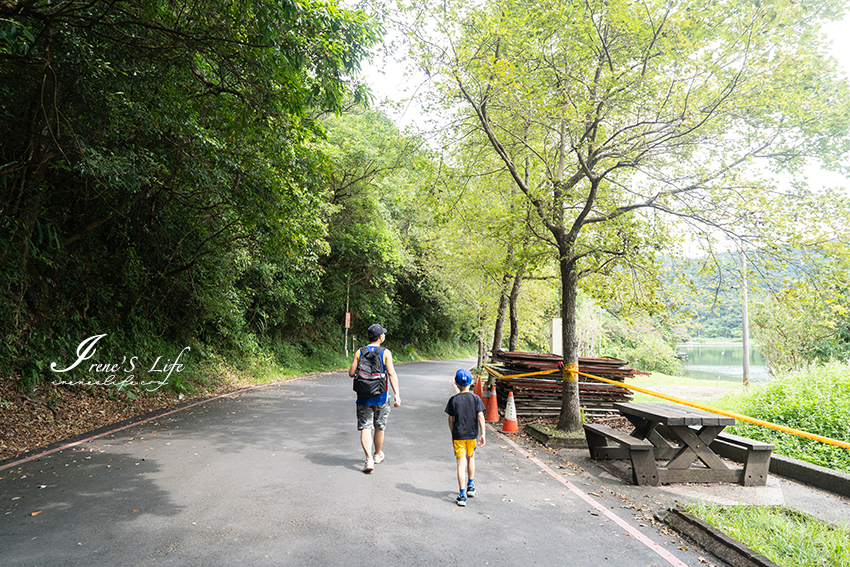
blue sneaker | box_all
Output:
[456,493,467,507]
[467,483,475,497]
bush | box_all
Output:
[720,361,850,473]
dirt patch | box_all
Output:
[0,376,245,463]
[522,414,632,432]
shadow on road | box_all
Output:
[303,451,363,472]
[395,482,452,502]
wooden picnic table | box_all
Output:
[584,402,773,486]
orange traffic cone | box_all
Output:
[501,391,519,433]
[481,380,490,407]
[485,385,500,422]
[474,375,483,400]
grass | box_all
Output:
[685,503,850,567]
[624,371,742,404]
[710,362,850,474]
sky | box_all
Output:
[812,17,850,188]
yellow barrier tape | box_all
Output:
[577,370,850,451]
[482,363,558,380]
[564,362,579,382]
[482,363,504,378]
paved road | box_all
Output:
[1,359,725,566]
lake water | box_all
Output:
[676,343,771,384]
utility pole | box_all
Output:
[345,281,351,358]
[741,249,750,388]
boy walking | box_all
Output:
[445,369,486,506]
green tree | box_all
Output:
[314,105,463,349]
[602,313,683,375]
[0,0,380,385]
[415,146,557,362]
[404,0,850,432]
[750,244,850,374]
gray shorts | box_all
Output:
[356,402,391,431]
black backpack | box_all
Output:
[353,346,387,398]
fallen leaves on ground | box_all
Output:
[0,377,241,462]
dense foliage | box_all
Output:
[313,107,464,348]
[0,1,468,393]
[724,362,850,474]
[750,250,850,374]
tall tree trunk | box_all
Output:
[491,272,511,352]
[556,258,582,433]
[477,335,485,370]
[508,268,524,351]
[477,309,486,370]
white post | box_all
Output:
[549,318,563,356]
[741,249,750,388]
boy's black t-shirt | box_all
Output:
[445,391,486,440]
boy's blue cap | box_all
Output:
[454,369,473,386]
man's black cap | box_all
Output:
[367,324,388,341]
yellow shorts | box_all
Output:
[453,439,477,458]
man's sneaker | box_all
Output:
[374,451,385,464]
[456,493,467,507]
[467,483,475,497]
[363,458,374,473]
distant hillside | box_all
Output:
[662,250,811,340]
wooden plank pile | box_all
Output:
[486,351,648,417]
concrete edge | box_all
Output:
[655,506,781,567]
[710,439,850,498]
[523,424,586,448]
[769,453,850,497]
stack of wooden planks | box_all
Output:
[486,351,648,417]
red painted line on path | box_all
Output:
[493,427,689,567]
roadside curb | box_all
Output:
[769,454,850,498]
[1,400,199,471]
[655,507,780,567]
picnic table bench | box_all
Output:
[583,402,773,486]
[583,423,658,485]
[710,431,775,486]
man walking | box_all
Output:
[349,323,401,473]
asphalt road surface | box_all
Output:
[1,358,724,566]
